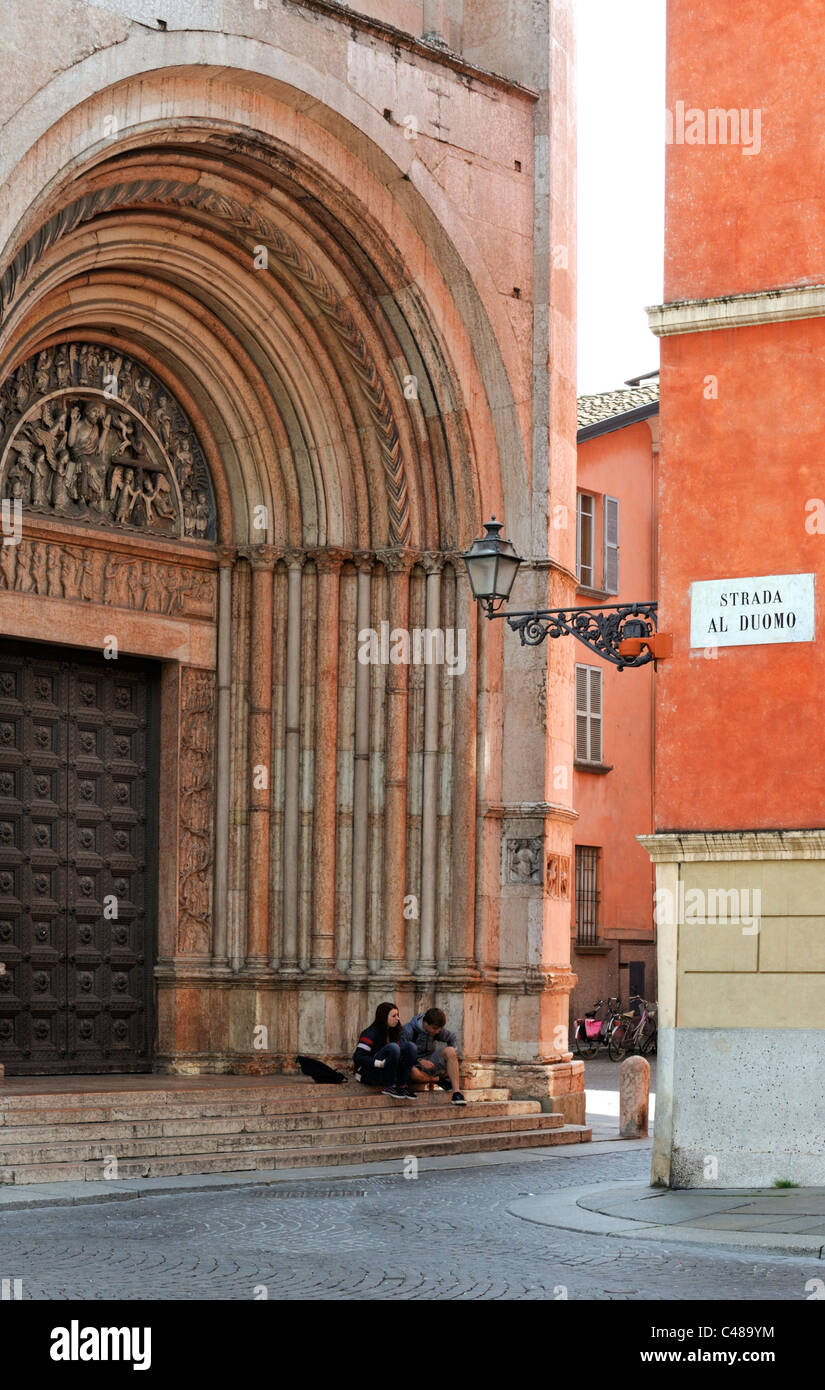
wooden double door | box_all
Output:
[0,639,158,1073]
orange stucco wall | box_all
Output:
[573,419,655,939]
[665,0,825,300]
[656,320,825,829]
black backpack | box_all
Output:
[296,1054,349,1084]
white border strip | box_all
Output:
[647,283,825,337]
[637,829,825,863]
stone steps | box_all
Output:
[0,1085,512,1118]
[0,1099,543,1144]
[2,1125,592,1184]
[0,1082,591,1184]
[0,1112,566,1166]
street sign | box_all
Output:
[690,572,815,648]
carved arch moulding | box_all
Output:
[0,178,412,545]
[0,342,217,544]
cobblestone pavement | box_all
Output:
[0,1148,822,1300]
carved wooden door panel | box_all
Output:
[0,640,156,1074]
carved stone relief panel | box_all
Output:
[0,536,215,621]
[177,668,216,956]
[0,344,216,542]
[546,853,571,899]
[506,836,544,885]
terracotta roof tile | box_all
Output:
[577,378,659,429]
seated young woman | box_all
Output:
[352,1002,418,1100]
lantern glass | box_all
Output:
[466,553,499,601]
[493,552,520,602]
[461,518,523,611]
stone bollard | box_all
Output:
[619,1055,649,1138]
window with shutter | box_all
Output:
[575,663,603,764]
[576,493,595,587]
[603,495,619,594]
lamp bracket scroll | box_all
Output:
[504,603,663,670]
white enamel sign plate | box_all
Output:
[689,573,815,648]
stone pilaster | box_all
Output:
[374,549,413,976]
[308,549,346,972]
[243,544,277,967]
[212,545,236,969]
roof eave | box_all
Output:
[577,400,660,443]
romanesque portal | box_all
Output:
[0,32,581,1117]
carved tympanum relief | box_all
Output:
[0,344,216,542]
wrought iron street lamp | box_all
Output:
[461,517,670,671]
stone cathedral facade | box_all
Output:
[0,0,581,1118]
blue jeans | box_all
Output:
[358,1040,417,1087]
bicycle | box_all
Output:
[608,996,657,1061]
[573,996,622,1058]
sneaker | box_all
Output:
[451,1090,467,1106]
[437,1076,452,1091]
[404,1085,420,1100]
[383,1084,412,1100]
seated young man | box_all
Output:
[401,1007,466,1105]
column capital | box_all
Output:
[309,547,349,573]
[281,547,306,571]
[419,549,445,575]
[216,544,238,568]
[240,543,278,571]
[375,547,415,574]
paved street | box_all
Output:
[1,1144,822,1301]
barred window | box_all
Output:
[575,845,600,945]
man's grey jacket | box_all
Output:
[401,1014,458,1058]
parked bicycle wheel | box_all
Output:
[608,1029,628,1062]
[575,1031,599,1059]
[641,1025,657,1056]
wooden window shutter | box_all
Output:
[575,664,603,763]
[603,495,619,594]
[575,664,589,761]
[588,666,603,763]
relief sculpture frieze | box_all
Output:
[0,343,216,542]
[0,536,215,620]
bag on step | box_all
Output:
[296,1054,349,1084]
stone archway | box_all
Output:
[0,54,581,1117]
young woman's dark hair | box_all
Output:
[372,1001,401,1043]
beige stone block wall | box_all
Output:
[668,852,825,1029]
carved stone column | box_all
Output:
[375,549,413,974]
[418,552,442,976]
[281,550,303,974]
[244,544,277,967]
[449,561,480,977]
[349,556,372,976]
[212,545,236,968]
[309,549,345,972]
